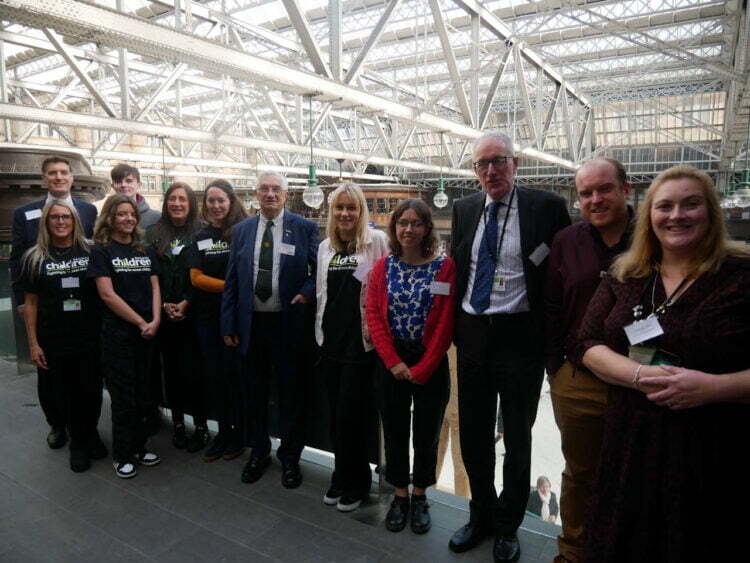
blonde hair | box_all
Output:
[611,165,749,281]
[21,200,90,282]
[94,194,146,251]
[326,183,371,254]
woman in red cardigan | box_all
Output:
[366,198,455,534]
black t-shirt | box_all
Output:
[146,224,193,305]
[185,224,232,322]
[87,241,161,322]
[18,245,100,356]
[322,252,367,362]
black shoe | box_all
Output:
[493,533,520,562]
[203,434,226,462]
[136,451,161,466]
[187,426,210,453]
[323,485,344,506]
[113,460,137,479]
[410,494,431,534]
[241,455,271,484]
[172,423,188,449]
[336,492,365,512]
[281,458,302,489]
[385,496,410,532]
[88,432,108,460]
[449,520,493,553]
[47,427,67,449]
[69,445,91,473]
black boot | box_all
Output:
[385,495,410,532]
[410,494,431,534]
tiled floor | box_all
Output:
[0,358,559,562]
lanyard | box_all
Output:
[651,271,690,317]
[483,188,515,264]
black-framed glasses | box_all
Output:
[396,220,425,229]
[472,156,513,171]
[49,214,73,222]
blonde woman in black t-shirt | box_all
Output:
[88,194,162,479]
[19,199,106,473]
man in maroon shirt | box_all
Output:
[545,158,633,563]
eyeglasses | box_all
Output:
[49,214,73,222]
[396,220,425,229]
[472,156,513,171]
[257,185,283,194]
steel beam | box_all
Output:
[344,0,402,85]
[429,0,473,126]
[372,116,395,159]
[280,0,333,79]
[329,0,343,82]
[513,45,540,148]
[478,50,512,129]
[263,89,297,144]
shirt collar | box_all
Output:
[259,208,284,226]
[484,187,515,210]
[587,205,635,251]
[45,193,73,206]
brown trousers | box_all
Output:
[550,361,608,563]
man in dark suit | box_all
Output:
[9,155,98,450]
[449,132,570,562]
[221,171,318,489]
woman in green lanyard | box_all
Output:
[146,182,207,453]
[575,165,750,562]
[19,200,106,473]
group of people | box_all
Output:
[9,128,750,562]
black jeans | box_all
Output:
[375,340,450,489]
[101,319,154,463]
[321,354,376,496]
[158,318,206,426]
[37,366,67,429]
[195,318,242,437]
[245,311,306,461]
[456,311,544,535]
[39,351,103,447]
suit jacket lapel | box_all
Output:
[516,187,536,276]
[246,216,259,286]
[280,211,293,281]
[467,192,484,247]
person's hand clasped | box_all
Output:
[390,362,412,381]
[290,294,309,305]
[223,335,239,348]
[30,343,48,370]
[646,366,720,410]
[634,364,673,394]
[140,320,159,340]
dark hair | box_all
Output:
[387,198,437,258]
[41,156,70,174]
[94,194,145,251]
[575,157,628,189]
[202,179,247,240]
[151,182,201,256]
[110,163,140,183]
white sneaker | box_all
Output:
[337,494,364,512]
[136,451,161,466]
[113,461,137,479]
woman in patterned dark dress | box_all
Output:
[366,199,455,534]
[576,165,750,562]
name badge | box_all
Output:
[63,299,81,312]
[624,315,664,346]
[529,242,550,266]
[61,277,80,289]
[171,245,184,256]
[492,267,506,292]
[25,209,42,221]
[352,260,370,283]
[279,242,295,256]
[429,281,451,296]
[197,238,213,251]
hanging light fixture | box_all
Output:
[302,94,325,209]
[433,132,449,208]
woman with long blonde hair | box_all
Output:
[315,183,389,512]
[576,165,750,561]
[19,199,105,473]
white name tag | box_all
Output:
[352,260,371,283]
[624,315,664,346]
[197,238,213,251]
[529,242,550,266]
[279,242,295,256]
[171,245,184,256]
[61,277,80,289]
[63,299,81,312]
[25,209,42,221]
[429,281,451,296]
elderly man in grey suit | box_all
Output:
[449,132,570,562]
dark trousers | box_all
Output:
[158,318,206,426]
[37,366,67,429]
[456,311,544,535]
[245,312,305,461]
[196,318,242,437]
[101,319,154,462]
[375,348,450,489]
[38,352,103,446]
[321,355,376,495]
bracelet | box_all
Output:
[632,364,644,390]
